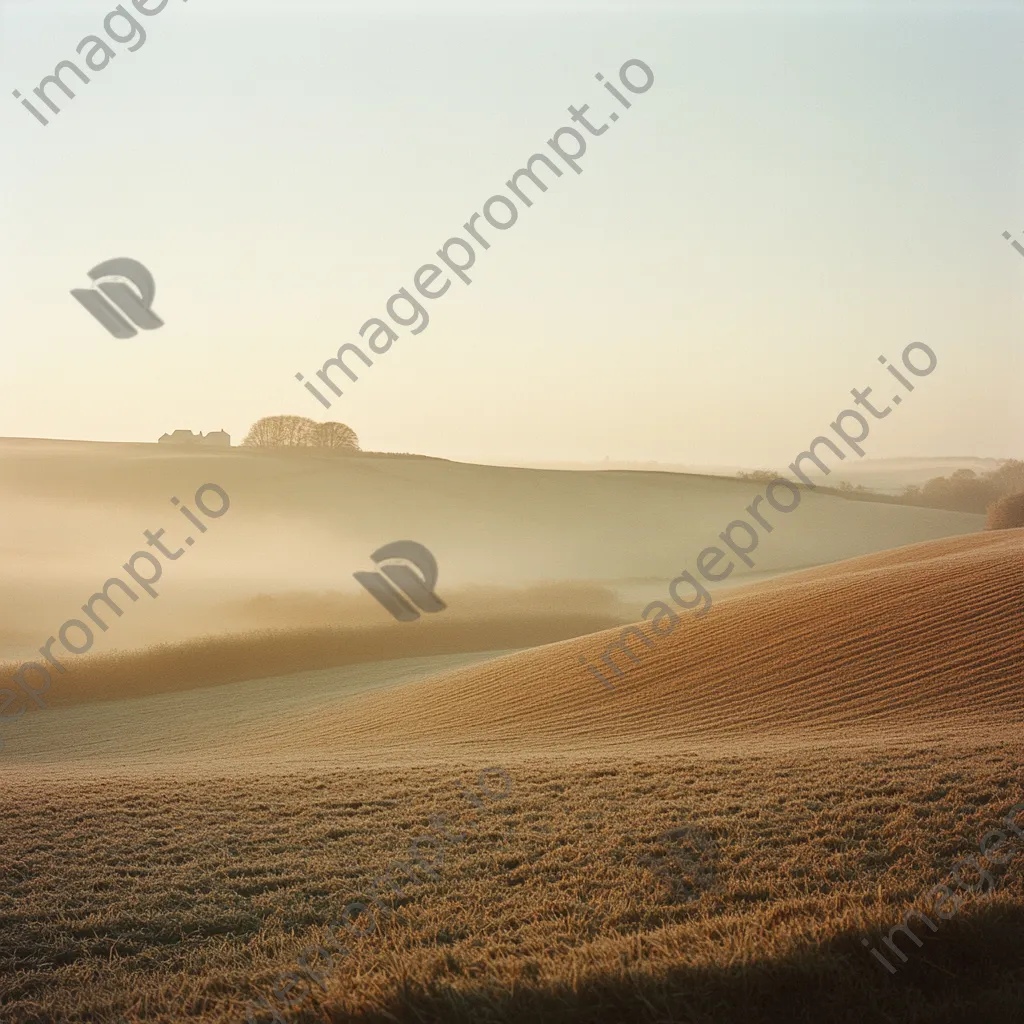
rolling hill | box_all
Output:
[0,439,985,664]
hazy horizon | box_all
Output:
[2,0,1022,467]
[2,4,1022,1022]
[0,433,1019,475]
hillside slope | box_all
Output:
[0,439,984,660]
[6,529,1019,772]
[280,528,1023,756]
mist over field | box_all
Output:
[2,1,1022,1022]
[0,439,985,663]
[1,436,1021,1024]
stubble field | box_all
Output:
[1,527,1022,1023]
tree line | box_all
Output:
[241,416,360,451]
[738,460,1024,522]
[899,461,1024,515]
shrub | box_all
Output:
[737,469,781,483]
[985,492,1024,530]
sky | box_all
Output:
[1,0,1021,468]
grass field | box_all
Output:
[0,444,1019,1023]
[3,746,1022,1024]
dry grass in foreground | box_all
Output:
[1,744,1022,1024]
[2,532,1021,1021]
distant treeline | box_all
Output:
[898,462,1024,514]
[738,460,1024,515]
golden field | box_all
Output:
[0,443,1020,1023]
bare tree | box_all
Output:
[279,415,317,446]
[241,415,318,448]
[240,416,279,447]
[314,421,360,451]
[242,416,360,450]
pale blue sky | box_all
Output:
[1,0,1021,466]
